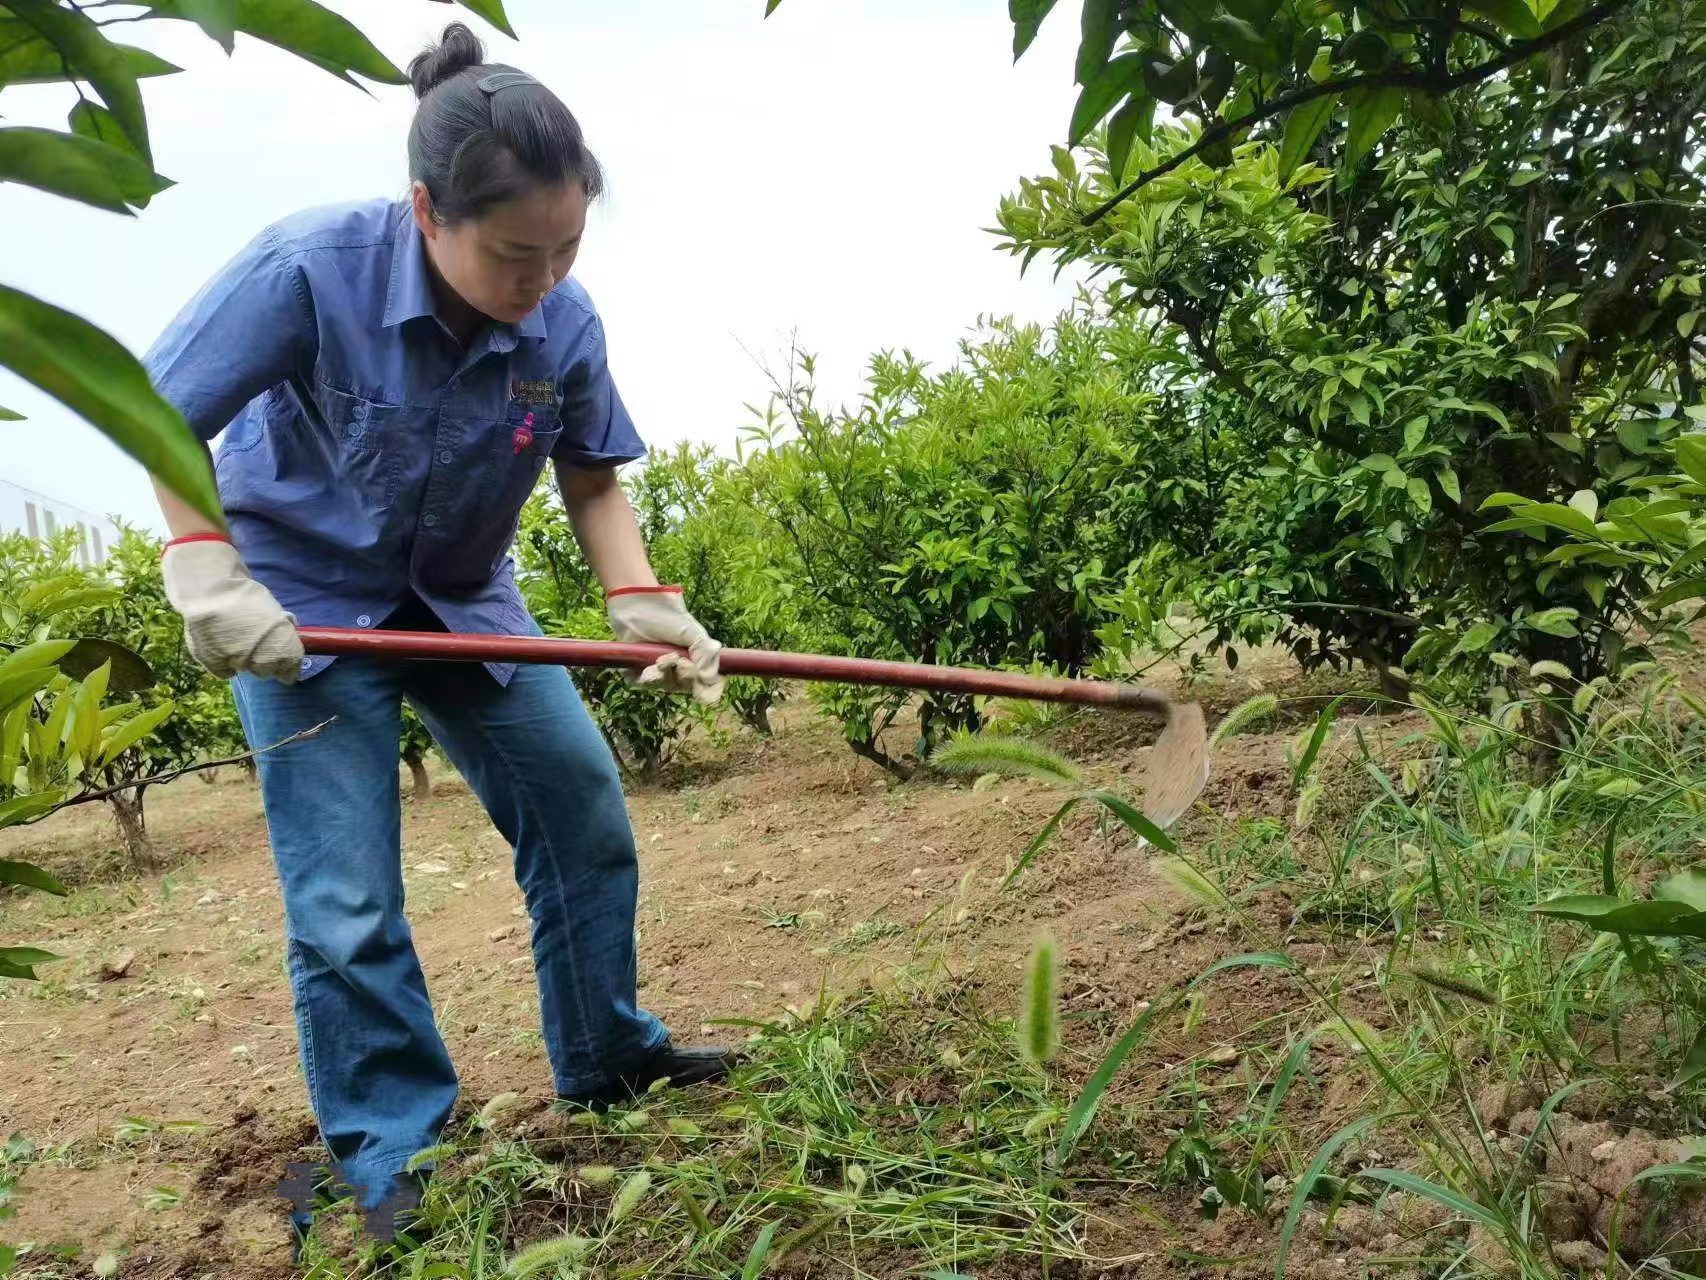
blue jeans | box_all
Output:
[231,641,668,1213]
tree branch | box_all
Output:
[1081,0,1635,226]
[48,719,335,813]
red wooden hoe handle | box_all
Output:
[296,627,1175,716]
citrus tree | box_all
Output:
[1,555,181,977]
[999,0,1638,216]
[996,0,1705,688]
[734,311,1210,770]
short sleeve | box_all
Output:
[143,224,316,442]
[555,312,646,468]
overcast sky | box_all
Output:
[0,1,1087,533]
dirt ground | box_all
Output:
[1,661,1418,1278]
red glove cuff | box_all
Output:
[606,585,683,598]
[162,533,233,557]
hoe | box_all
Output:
[297,627,1212,829]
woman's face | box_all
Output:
[413,179,587,327]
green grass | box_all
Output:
[290,975,1148,1277]
[15,665,1706,1279]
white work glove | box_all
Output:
[606,586,724,705]
[161,536,304,684]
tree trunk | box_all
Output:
[240,757,258,784]
[847,734,915,781]
[402,745,432,804]
[109,789,155,869]
[738,691,774,738]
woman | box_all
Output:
[143,23,732,1251]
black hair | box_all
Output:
[406,22,604,225]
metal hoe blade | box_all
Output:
[1143,701,1211,831]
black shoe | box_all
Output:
[557,1043,738,1110]
[362,1169,430,1250]
[280,1161,338,1264]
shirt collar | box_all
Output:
[383,205,548,341]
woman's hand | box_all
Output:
[606,587,724,704]
[557,462,725,704]
[161,535,304,683]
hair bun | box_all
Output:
[408,22,485,100]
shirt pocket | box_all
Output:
[483,401,563,516]
[318,383,405,509]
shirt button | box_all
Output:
[356,614,372,627]
[438,450,453,465]
[423,514,439,527]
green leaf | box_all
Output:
[1675,1027,1706,1090]
[9,0,154,160]
[1437,467,1461,504]
[0,403,21,420]
[73,660,112,765]
[1645,577,1706,610]
[1293,693,1351,788]
[0,700,29,784]
[1343,87,1403,171]
[1676,436,1706,487]
[147,0,407,86]
[0,126,171,214]
[456,0,516,39]
[0,857,69,893]
[1485,501,1598,538]
[0,639,77,680]
[1277,93,1335,184]
[0,667,56,717]
[1085,789,1178,851]
[1464,0,1542,39]
[0,285,223,528]
[1478,492,1532,511]
[1056,993,1175,1163]
[1355,1169,1502,1227]
[0,946,64,968]
[1003,795,1082,887]
[1010,0,1061,59]
[1104,93,1155,183]
[1070,54,1144,146]
[102,699,174,766]
[1407,477,1432,513]
[1191,952,1298,985]
[165,0,238,50]
[0,793,68,832]
[1075,0,1118,84]
[1276,1118,1379,1279]
[1532,894,1706,940]
[741,1221,782,1280]
[0,19,178,87]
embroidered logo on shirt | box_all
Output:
[510,378,556,405]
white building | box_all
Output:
[0,477,120,568]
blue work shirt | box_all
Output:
[143,197,646,683]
